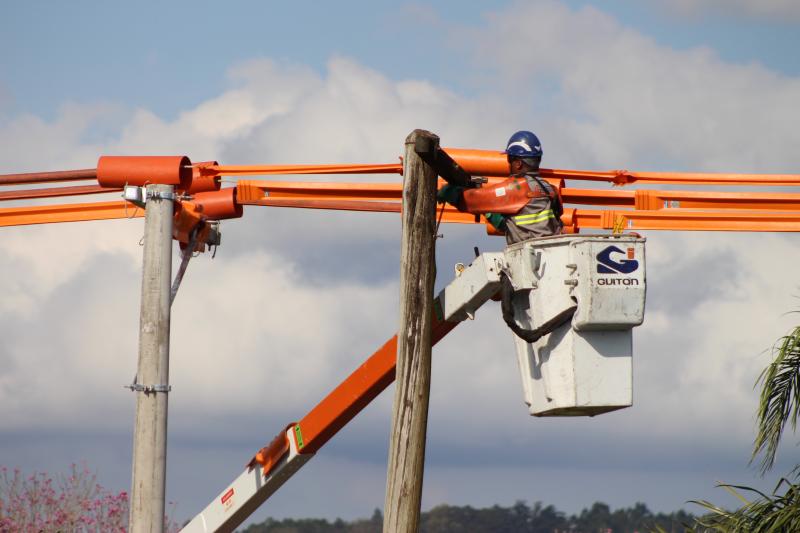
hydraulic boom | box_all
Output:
[180,252,504,532]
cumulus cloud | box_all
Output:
[465,0,800,172]
[1,0,799,521]
[0,102,128,172]
[0,56,505,447]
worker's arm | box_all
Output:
[437,177,534,215]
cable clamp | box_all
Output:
[146,189,176,201]
[125,376,171,394]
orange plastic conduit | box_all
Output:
[209,155,800,186]
[236,179,403,201]
[239,194,800,231]
[442,148,510,176]
[5,152,798,187]
[208,163,403,177]
[237,195,479,224]
[544,168,800,186]
[3,196,800,232]
[187,161,221,194]
[97,155,193,188]
[0,168,97,186]
[0,185,120,202]
[0,201,140,227]
[571,209,800,232]
[192,188,243,219]
[561,188,800,211]
[444,148,800,185]
[236,179,800,212]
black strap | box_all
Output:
[528,173,564,220]
[414,137,474,188]
[500,272,577,344]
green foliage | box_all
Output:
[686,479,800,533]
[753,322,800,474]
[241,501,693,533]
[684,317,800,531]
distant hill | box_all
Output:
[240,501,695,532]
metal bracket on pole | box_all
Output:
[146,189,176,201]
[125,376,172,394]
[124,186,181,207]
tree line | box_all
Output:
[241,500,695,533]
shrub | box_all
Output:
[0,463,178,532]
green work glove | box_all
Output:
[485,212,505,230]
[436,184,464,206]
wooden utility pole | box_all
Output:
[129,184,174,533]
[383,130,439,533]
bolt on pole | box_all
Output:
[129,184,174,533]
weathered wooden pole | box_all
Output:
[383,130,439,532]
[129,184,174,533]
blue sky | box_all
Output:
[2,0,800,528]
[3,1,798,120]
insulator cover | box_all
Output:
[443,148,510,177]
[192,188,243,219]
[188,161,221,193]
[97,155,192,188]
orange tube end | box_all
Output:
[97,155,192,188]
[188,161,221,193]
[192,188,243,219]
[443,148,510,177]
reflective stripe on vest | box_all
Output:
[512,209,555,225]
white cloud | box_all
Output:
[0,220,143,317]
[108,59,324,158]
[0,57,501,436]
[222,56,504,167]
[467,0,800,172]
[0,102,126,172]
[631,232,800,441]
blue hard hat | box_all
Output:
[504,131,543,158]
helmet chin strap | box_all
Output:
[521,157,541,170]
[510,156,541,176]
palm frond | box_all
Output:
[752,322,800,474]
[687,479,800,532]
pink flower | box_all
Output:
[0,462,182,532]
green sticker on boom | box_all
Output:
[294,424,305,449]
[433,297,444,322]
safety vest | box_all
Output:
[502,179,562,244]
[461,174,563,244]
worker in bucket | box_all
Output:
[437,130,563,244]
[438,131,569,345]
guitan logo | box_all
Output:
[596,245,639,282]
